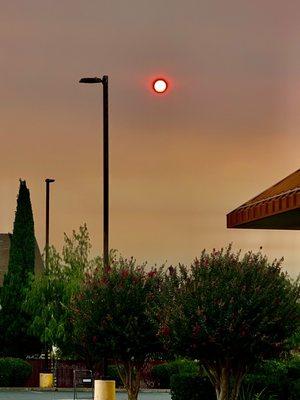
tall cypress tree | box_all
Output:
[0,180,41,357]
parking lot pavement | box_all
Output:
[0,391,171,400]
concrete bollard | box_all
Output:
[94,380,116,400]
[39,372,54,388]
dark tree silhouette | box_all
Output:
[0,180,41,357]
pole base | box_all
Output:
[39,373,54,388]
[94,379,115,400]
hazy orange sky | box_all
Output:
[1,1,299,275]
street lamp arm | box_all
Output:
[79,77,103,84]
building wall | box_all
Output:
[0,234,11,285]
[0,233,44,285]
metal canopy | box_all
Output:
[227,169,300,230]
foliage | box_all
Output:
[288,329,300,352]
[158,245,300,400]
[244,355,300,400]
[237,384,265,400]
[289,378,300,400]
[170,373,215,400]
[0,180,41,357]
[151,358,200,388]
[107,365,123,388]
[25,225,95,363]
[71,256,163,400]
[0,358,32,387]
[287,355,300,380]
[167,358,200,376]
[245,359,289,399]
[151,363,171,388]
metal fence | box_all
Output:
[73,369,93,400]
[26,359,164,388]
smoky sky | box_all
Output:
[1,1,300,275]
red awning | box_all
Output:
[227,169,300,230]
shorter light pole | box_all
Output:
[45,178,55,268]
[44,178,55,372]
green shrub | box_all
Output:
[107,364,123,388]
[152,358,200,388]
[244,356,300,400]
[0,359,11,387]
[245,360,288,399]
[287,356,300,400]
[151,364,170,388]
[168,359,200,375]
[289,378,300,400]
[287,356,300,380]
[170,373,215,400]
[0,358,32,387]
[238,383,267,400]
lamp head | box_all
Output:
[79,77,103,84]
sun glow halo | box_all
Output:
[153,78,168,94]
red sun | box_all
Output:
[152,78,168,93]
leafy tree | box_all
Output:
[158,246,300,400]
[0,180,41,357]
[25,225,95,363]
[71,256,163,400]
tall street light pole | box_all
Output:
[79,75,109,267]
[44,178,55,373]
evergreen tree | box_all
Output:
[0,180,41,357]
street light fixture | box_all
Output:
[79,75,109,268]
[79,77,103,84]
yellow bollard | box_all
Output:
[39,372,54,388]
[94,380,116,400]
